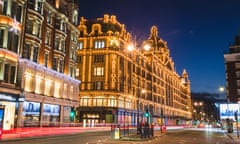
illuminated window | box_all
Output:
[93,97,106,106]
[47,12,52,24]
[81,97,90,106]
[118,98,124,108]
[94,67,104,76]
[54,81,61,98]
[45,31,51,45]
[35,75,43,94]
[25,72,33,92]
[62,83,68,98]
[72,10,78,25]
[79,41,83,50]
[70,85,74,99]
[44,79,52,96]
[60,21,66,32]
[108,97,117,107]
[94,40,105,49]
[60,40,65,52]
[93,81,103,90]
[32,21,41,36]
[76,68,79,76]
[126,100,131,109]
[70,47,75,59]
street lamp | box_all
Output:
[194,102,203,121]
[127,43,149,134]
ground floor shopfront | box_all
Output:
[77,106,190,127]
[18,93,78,128]
[0,92,78,130]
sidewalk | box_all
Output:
[98,130,164,144]
[227,129,240,142]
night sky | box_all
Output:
[78,0,240,93]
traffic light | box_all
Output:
[144,109,149,117]
[70,107,75,121]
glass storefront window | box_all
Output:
[23,101,40,127]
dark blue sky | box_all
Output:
[78,0,240,93]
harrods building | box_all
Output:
[76,14,192,126]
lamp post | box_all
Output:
[194,102,203,122]
[127,42,150,134]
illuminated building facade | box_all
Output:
[77,14,192,126]
[0,0,80,130]
[224,35,240,103]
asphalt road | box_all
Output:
[1,128,240,144]
[150,129,240,144]
[0,131,111,144]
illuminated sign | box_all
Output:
[220,104,240,120]
[43,104,60,116]
[0,94,16,101]
[23,101,40,116]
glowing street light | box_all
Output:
[127,44,134,52]
[143,44,150,51]
[218,86,225,93]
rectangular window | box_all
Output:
[13,34,19,53]
[108,98,117,107]
[47,12,52,24]
[59,59,64,73]
[236,62,240,69]
[52,57,57,71]
[94,40,105,49]
[81,98,90,106]
[22,44,31,59]
[0,29,4,47]
[25,19,33,34]
[32,46,39,62]
[93,81,103,90]
[236,71,240,78]
[4,64,9,82]
[76,68,79,77]
[44,53,49,67]
[10,66,16,84]
[33,22,40,36]
[54,37,60,50]
[94,67,104,76]
[93,55,104,63]
[79,42,83,50]
[45,31,50,45]
[237,89,240,95]
[237,80,240,87]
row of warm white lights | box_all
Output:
[127,43,151,52]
